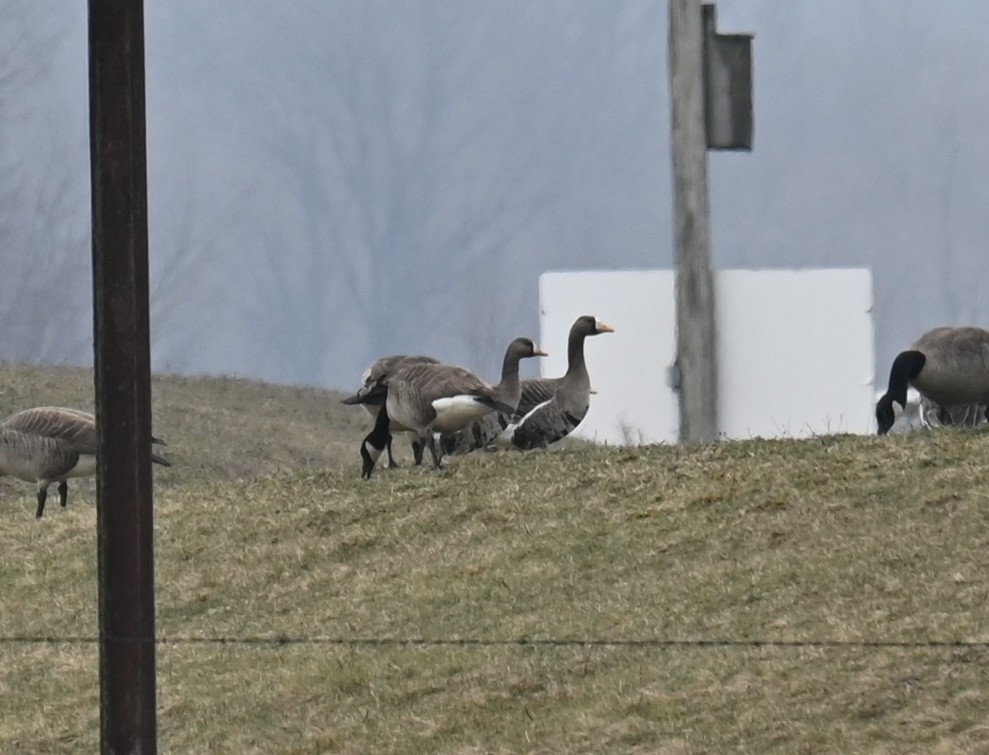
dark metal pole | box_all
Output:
[88,0,157,752]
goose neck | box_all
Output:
[885,350,926,406]
[565,331,589,380]
[496,350,524,409]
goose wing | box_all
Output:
[362,354,440,386]
[506,385,590,450]
[0,429,81,481]
[512,379,558,421]
[493,398,555,449]
[391,363,502,405]
[345,355,441,405]
[441,379,561,455]
[0,407,169,455]
[34,437,84,480]
[386,363,510,435]
[1,407,97,454]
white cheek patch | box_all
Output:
[363,441,384,463]
[892,400,905,422]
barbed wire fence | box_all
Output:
[2,634,988,650]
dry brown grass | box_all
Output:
[1,363,989,752]
[0,362,367,494]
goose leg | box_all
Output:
[386,435,399,469]
[433,433,445,466]
[412,438,424,466]
[425,434,444,471]
[58,481,69,508]
[35,485,49,519]
[439,433,456,456]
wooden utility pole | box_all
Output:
[88,0,158,751]
[668,0,718,442]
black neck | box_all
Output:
[885,350,926,406]
[367,400,391,450]
[361,402,392,479]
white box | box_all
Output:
[538,268,875,444]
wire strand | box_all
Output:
[2,635,988,649]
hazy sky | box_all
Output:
[2,0,988,394]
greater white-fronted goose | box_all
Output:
[341,354,440,467]
[876,326,989,435]
[443,315,613,453]
[0,406,171,518]
[359,337,546,478]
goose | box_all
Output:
[880,388,987,434]
[443,315,614,453]
[0,407,172,518]
[341,354,440,467]
[359,337,547,478]
[876,326,989,435]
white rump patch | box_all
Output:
[431,395,493,431]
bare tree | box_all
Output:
[240,1,627,379]
[126,1,661,388]
[0,3,90,365]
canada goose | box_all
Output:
[0,407,171,518]
[876,326,989,435]
[341,354,440,467]
[360,337,547,478]
[443,315,614,453]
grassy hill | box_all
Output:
[0,362,368,489]
[1,364,988,753]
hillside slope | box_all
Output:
[0,362,373,491]
[0,365,988,752]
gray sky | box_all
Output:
[2,1,988,392]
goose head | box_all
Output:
[506,337,549,361]
[876,350,926,435]
[573,315,615,337]
[875,394,905,436]
[494,337,549,413]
